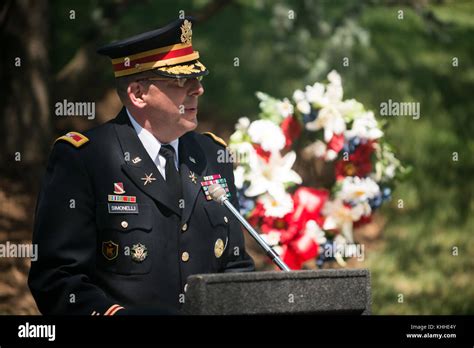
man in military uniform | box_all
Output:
[28,17,255,315]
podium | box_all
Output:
[183,269,371,315]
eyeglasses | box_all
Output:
[136,76,203,88]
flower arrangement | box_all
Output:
[229,70,406,269]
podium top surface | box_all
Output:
[188,268,369,282]
[184,269,371,315]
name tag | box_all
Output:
[108,203,139,214]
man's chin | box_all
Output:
[180,116,198,131]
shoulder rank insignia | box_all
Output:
[202,132,227,147]
[55,131,89,148]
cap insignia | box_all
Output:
[180,19,193,45]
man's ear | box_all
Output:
[127,82,147,108]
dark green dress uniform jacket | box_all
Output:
[28,108,255,315]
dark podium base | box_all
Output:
[183,269,371,315]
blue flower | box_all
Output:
[316,241,334,267]
[343,136,361,154]
[369,193,383,210]
[342,143,350,154]
[352,136,361,147]
[303,108,319,125]
[316,258,325,268]
[237,188,255,216]
[368,187,391,211]
[382,187,392,201]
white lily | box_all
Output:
[296,100,311,115]
[230,117,251,143]
[327,70,342,86]
[292,89,306,102]
[336,176,380,204]
[333,234,349,266]
[304,220,327,245]
[322,199,365,243]
[261,231,281,246]
[245,151,302,200]
[235,116,250,131]
[305,105,346,142]
[276,98,294,118]
[233,166,246,190]
[345,111,383,140]
[229,141,257,167]
[323,199,365,226]
[338,99,364,120]
[259,192,294,218]
[326,70,344,103]
[305,82,327,107]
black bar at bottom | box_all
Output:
[0,315,472,346]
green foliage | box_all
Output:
[366,212,474,314]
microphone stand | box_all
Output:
[210,184,291,272]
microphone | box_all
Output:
[208,184,291,272]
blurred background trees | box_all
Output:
[0,0,472,314]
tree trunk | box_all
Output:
[0,0,51,167]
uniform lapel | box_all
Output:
[178,132,207,224]
[113,108,181,216]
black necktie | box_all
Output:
[159,144,182,212]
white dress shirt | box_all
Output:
[126,108,179,180]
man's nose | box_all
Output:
[188,79,204,97]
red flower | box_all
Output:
[248,201,266,227]
[281,245,304,270]
[281,115,302,149]
[280,231,319,270]
[250,187,331,270]
[291,187,329,232]
[267,187,329,270]
[290,231,319,261]
[252,144,271,163]
[261,212,297,244]
[327,133,345,154]
[249,201,297,243]
[335,141,375,180]
[353,214,372,228]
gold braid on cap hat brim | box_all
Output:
[157,61,206,75]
